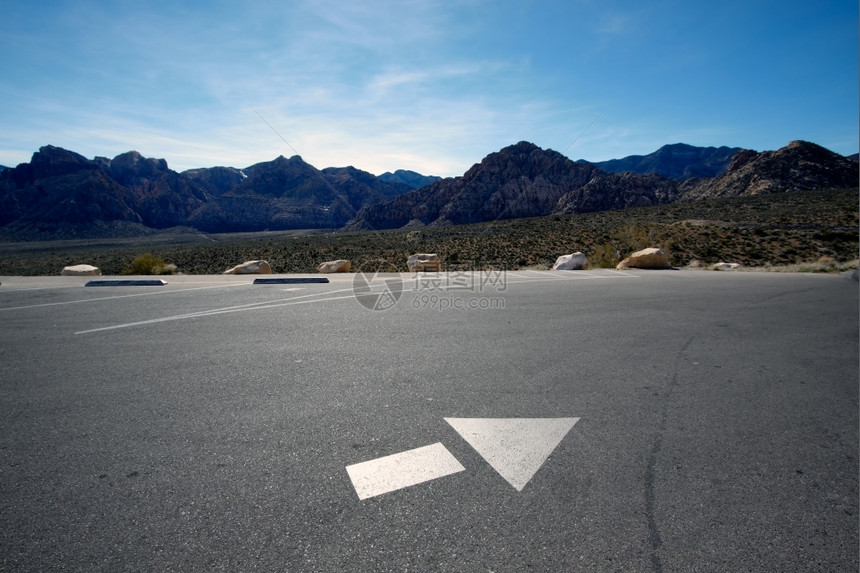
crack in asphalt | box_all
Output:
[644,334,696,573]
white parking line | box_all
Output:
[74,288,357,334]
[502,270,639,285]
[526,270,569,279]
[604,269,639,277]
[0,283,249,312]
[64,271,637,334]
[0,284,82,293]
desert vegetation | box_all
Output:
[121,253,178,275]
[0,188,855,276]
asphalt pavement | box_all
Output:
[0,269,857,572]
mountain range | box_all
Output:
[0,140,856,239]
[345,140,857,230]
[0,147,413,238]
[588,143,742,179]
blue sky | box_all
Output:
[1,0,856,176]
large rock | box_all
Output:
[713,262,741,271]
[317,259,351,273]
[223,260,273,274]
[552,252,587,270]
[61,264,102,276]
[407,253,441,272]
[616,248,670,270]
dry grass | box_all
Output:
[745,258,859,274]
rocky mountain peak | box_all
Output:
[271,154,302,167]
[30,145,98,176]
[502,140,542,155]
[463,140,591,183]
[680,140,858,200]
[779,140,850,162]
[345,142,601,229]
[106,151,170,186]
[0,145,97,188]
[181,166,247,196]
[378,169,441,189]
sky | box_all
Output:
[1,0,857,177]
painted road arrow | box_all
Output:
[444,417,580,491]
[345,443,465,500]
[345,417,580,499]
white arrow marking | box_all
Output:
[444,417,579,491]
[345,443,465,500]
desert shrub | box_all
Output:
[612,224,655,255]
[123,253,170,275]
[588,243,620,268]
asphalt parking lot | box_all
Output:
[0,269,857,571]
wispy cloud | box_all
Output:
[0,0,855,174]
[299,0,454,48]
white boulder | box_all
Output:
[407,253,441,272]
[714,262,741,271]
[317,259,351,273]
[552,252,587,270]
[616,247,670,270]
[223,260,273,274]
[61,264,101,276]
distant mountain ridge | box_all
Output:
[588,143,742,180]
[346,140,857,230]
[378,169,441,189]
[677,140,859,200]
[0,140,856,239]
[345,142,601,230]
[184,156,414,232]
[0,146,413,238]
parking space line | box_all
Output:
[502,270,639,285]
[74,288,357,334]
[0,282,249,312]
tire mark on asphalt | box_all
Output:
[644,334,696,573]
[747,285,820,305]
